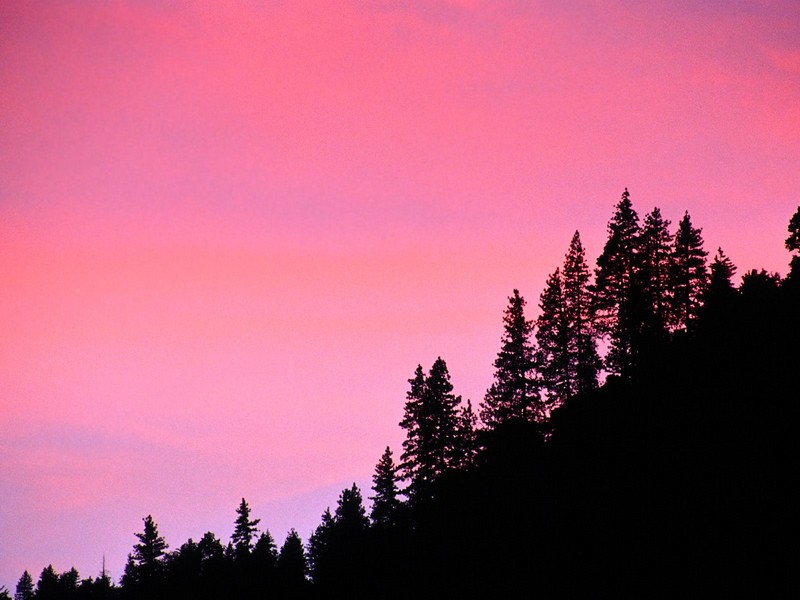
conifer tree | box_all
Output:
[593,188,643,375]
[121,517,168,599]
[232,498,261,558]
[59,568,79,591]
[35,566,59,600]
[785,207,800,287]
[307,508,334,583]
[787,206,800,253]
[0,586,10,600]
[198,531,225,566]
[399,358,461,501]
[335,484,370,533]
[702,247,738,329]
[307,486,369,593]
[481,289,541,426]
[277,530,307,589]
[136,515,168,567]
[708,248,736,294]
[638,208,673,335]
[14,572,33,600]
[454,399,478,468]
[562,231,601,396]
[671,211,708,331]
[253,531,278,568]
[536,269,571,409]
[370,447,402,528]
[399,365,427,489]
[251,531,279,596]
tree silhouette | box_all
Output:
[593,188,642,375]
[12,187,798,597]
[277,529,307,593]
[538,232,601,408]
[370,447,402,528]
[306,485,369,595]
[481,289,541,425]
[251,531,279,596]
[134,515,168,569]
[14,572,33,600]
[562,231,601,396]
[35,566,59,600]
[671,211,708,331]
[638,208,673,336]
[122,514,168,597]
[709,248,736,292]
[59,568,78,593]
[253,531,278,568]
[454,398,478,468]
[536,269,571,408]
[0,586,10,600]
[306,508,334,584]
[231,498,261,558]
[786,206,800,253]
[399,358,462,501]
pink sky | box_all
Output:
[1,0,798,587]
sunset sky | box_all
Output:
[1,0,798,587]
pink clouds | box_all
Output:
[1,0,799,588]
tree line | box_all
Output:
[7,192,799,598]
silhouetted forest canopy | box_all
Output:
[8,194,798,599]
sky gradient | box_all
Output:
[2,0,799,587]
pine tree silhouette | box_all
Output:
[786,206,800,253]
[671,211,708,331]
[593,188,642,375]
[562,231,601,396]
[536,269,571,408]
[638,207,673,335]
[370,447,402,528]
[34,566,59,600]
[277,529,307,593]
[481,289,541,425]
[232,498,261,558]
[14,571,34,600]
[399,358,462,501]
[122,514,168,596]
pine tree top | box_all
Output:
[232,498,261,553]
[787,206,800,253]
[134,515,168,564]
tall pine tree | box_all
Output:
[786,206,800,253]
[370,447,402,528]
[35,566,59,600]
[307,509,334,584]
[562,231,601,396]
[536,269,571,409]
[481,289,541,426]
[638,207,673,336]
[454,399,478,469]
[14,571,34,600]
[708,248,737,297]
[231,498,261,558]
[306,486,369,594]
[593,188,643,376]
[671,211,708,331]
[786,206,800,286]
[399,358,462,502]
[121,515,168,596]
[277,530,307,591]
[538,233,601,408]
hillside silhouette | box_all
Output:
[7,197,798,599]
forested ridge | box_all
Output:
[7,193,798,599]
